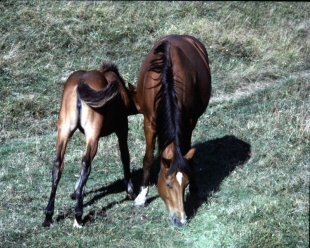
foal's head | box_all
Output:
[157,143,196,227]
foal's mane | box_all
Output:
[100,61,126,87]
[100,61,136,103]
[149,41,191,176]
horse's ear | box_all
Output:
[161,157,172,168]
[128,83,137,93]
[184,148,196,161]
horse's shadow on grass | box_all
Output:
[55,135,250,225]
[185,135,251,220]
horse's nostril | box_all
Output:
[171,216,187,227]
[173,218,178,225]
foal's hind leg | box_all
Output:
[43,87,79,227]
[116,125,134,199]
[43,129,73,227]
[73,135,99,228]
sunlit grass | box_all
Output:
[0,1,309,247]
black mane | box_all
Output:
[100,61,126,87]
[149,41,191,176]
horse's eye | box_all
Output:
[162,158,170,168]
[166,183,173,189]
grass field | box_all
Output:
[0,1,309,247]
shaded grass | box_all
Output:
[0,1,309,247]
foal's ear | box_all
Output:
[184,148,196,160]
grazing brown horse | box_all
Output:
[130,35,211,227]
[43,62,137,228]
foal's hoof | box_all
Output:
[127,192,136,200]
[42,219,53,227]
[70,192,76,200]
[126,179,135,200]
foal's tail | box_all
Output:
[77,81,119,108]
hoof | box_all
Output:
[73,219,83,228]
[127,192,136,200]
[134,186,148,206]
[42,219,53,227]
[70,192,76,200]
[134,195,146,207]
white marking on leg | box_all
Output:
[75,177,81,191]
[134,186,148,206]
[176,172,183,186]
[75,177,85,196]
[127,180,134,194]
[73,219,82,228]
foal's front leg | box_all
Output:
[134,117,156,206]
[116,126,134,199]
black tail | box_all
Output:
[149,41,190,176]
[77,80,119,108]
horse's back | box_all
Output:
[137,34,211,120]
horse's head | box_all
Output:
[157,143,196,227]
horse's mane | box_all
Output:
[149,41,191,176]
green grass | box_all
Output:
[0,1,309,247]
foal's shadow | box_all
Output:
[185,135,251,220]
[55,161,160,224]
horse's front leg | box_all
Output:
[188,119,199,197]
[134,117,156,206]
[116,124,134,200]
[73,136,98,228]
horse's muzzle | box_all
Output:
[170,214,187,227]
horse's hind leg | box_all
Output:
[73,135,99,228]
[116,125,134,199]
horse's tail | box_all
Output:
[149,40,190,175]
[77,80,119,108]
